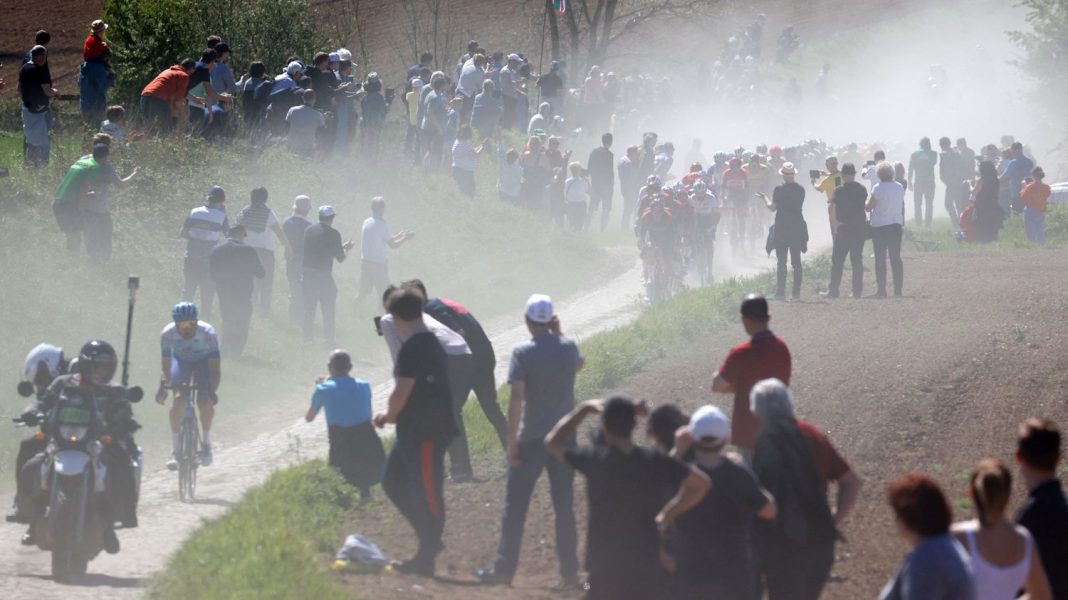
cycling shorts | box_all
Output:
[169,357,217,404]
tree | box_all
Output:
[1009,0,1068,137]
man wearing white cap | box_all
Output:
[671,405,777,599]
[283,195,314,322]
[302,205,354,346]
[476,294,583,587]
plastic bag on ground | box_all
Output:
[336,534,388,567]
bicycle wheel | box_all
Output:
[182,417,199,501]
[177,419,190,502]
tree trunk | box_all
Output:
[594,0,619,66]
[564,0,582,69]
[546,0,561,62]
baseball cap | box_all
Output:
[293,195,311,210]
[507,53,522,62]
[779,162,797,175]
[524,294,553,324]
[411,78,424,88]
[337,48,353,62]
[30,45,47,56]
[91,20,108,33]
[207,185,226,202]
[319,205,337,218]
[689,405,730,446]
[328,52,340,63]
[286,61,303,75]
[841,163,857,175]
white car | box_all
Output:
[1050,182,1068,204]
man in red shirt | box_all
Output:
[711,294,790,462]
[140,60,195,136]
[1020,166,1052,244]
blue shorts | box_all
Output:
[168,357,217,404]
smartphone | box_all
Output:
[373,316,383,336]
[809,169,822,179]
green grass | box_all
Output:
[904,205,1068,251]
[147,460,356,600]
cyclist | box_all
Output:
[638,182,682,294]
[681,162,704,189]
[688,181,721,274]
[722,156,750,256]
[156,302,221,469]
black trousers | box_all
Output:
[327,422,385,496]
[774,241,803,299]
[13,436,47,511]
[871,224,904,295]
[252,248,275,315]
[183,257,215,320]
[382,438,447,563]
[469,362,508,449]
[217,286,253,357]
[140,95,174,136]
[445,354,473,478]
[828,225,865,297]
[759,534,835,600]
[83,211,113,261]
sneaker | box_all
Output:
[165,454,178,471]
[199,443,213,467]
[6,511,30,524]
[391,558,434,577]
[474,565,514,586]
[819,290,839,299]
[102,527,120,554]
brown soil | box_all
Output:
[336,247,1068,599]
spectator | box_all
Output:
[939,136,966,225]
[22,30,50,65]
[867,159,907,297]
[179,186,229,320]
[475,294,583,587]
[812,155,842,237]
[972,160,1004,243]
[372,288,458,576]
[455,40,480,81]
[952,459,1052,600]
[520,136,552,213]
[451,125,485,198]
[404,78,424,161]
[265,62,305,136]
[19,45,57,167]
[586,133,615,232]
[1000,142,1034,216]
[496,139,522,203]
[209,43,238,96]
[956,138,977,178]
[141,60,195,136]
[546,137,572,226]
[862,150,887,190]
[825,162,868,298]
[470,80,502,140]
[750,379,863,600]
[406,51,433,85]
[1015,418,1068,599]
[333,59,358,157]
[283,195,313,323]
[671,405,777,599]
[236,187,291,315]
[499,54,525,130]
[711,294,791,461]
[528,102,552,137]
[545,396,711,598]
[457,54,487,120]
[209,225,265,357]
[618,145,641,230]
[237,61,270,129]
[1020,166,1051,244]
[880,472,975,600]
[77,142,137,261]
[78,20,114,125]
[305,52,338,114]
[403,279,509,450]
[563,162,590,231]
[302,205,354,346]
[185,49,231,139]
[356,198,413,305]
[421,77,448,170]
[305,350,385,501]
[908,137,938,226]
[537,61,564,114]
[647,403,690,454]
[379,288,475,481]
[285,89,325,158]
[361,73,388,160]
[764,162,807,301]
[100,105,127,140]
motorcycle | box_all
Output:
[14,381,142,583]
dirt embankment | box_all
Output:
[337,248,1068,599]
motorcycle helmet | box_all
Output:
[172,302,199,324]
[23,343,66,384]
[78,340,117,385]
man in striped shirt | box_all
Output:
[179,186,229,320]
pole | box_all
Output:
[121,276,140,387]
[539,0,549,107]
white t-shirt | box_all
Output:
[243,210,278,250]
[452,139,478,172]
[870,180,905,227]
[499,66,518,98]
[564,176,590,203]
[457,59,484,98]
[381,313,471,363]
[360,216,390,263]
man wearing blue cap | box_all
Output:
[302,204,354,346]
[179,186,230,320]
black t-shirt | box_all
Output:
[209,239,265,295]
[306,66,337,109]
[832,181,868,227]
[187,65,211,93]
[424,298,494,368]
[302,223,345,272]
[674,456,768,582]
[565,444,690,578]
[538,73,563,97]
[1017,479,1068,599]
[19,62,52,112]
[394,332,458,444]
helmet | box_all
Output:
[78,340,117,384]
[756,144,768,155]
[769,145,783,157]
[23,343,65,382]
[646,175,662,188]
[692,181,709,195]
[713,152,728,164]
[172,302,199,324]
[729,157,743,167]
[690,162,703,173]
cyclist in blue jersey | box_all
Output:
[155,302,221,469]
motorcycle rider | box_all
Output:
[7,344,69,534]
[17,340,141,552]
[157,302,221,469]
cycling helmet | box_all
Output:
[756,144,768,155]
[690,162,703,173]
[729,157,743,167]
[692,181,709,195]
[769,145,783,157]
[78,340,117,384]
[713,152,728,164]
[172,302,199,324]
[23,343,65,382]
[646,174,662,188]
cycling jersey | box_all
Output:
[688,191,720,217]
[160,322,220,363]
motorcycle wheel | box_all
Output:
[50,484,88,582]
